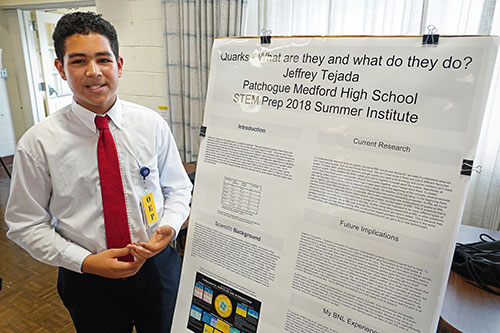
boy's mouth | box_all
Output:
[87,83,105,91]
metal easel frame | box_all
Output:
[0,156,11,179]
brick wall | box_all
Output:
[96,0,169,120]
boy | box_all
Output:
[5,11,192,332]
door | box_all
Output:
[36,11,73,115]
[0,49,16,156]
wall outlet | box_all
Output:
[0,68,7,78]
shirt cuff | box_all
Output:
[159,212,186,241]
[60,242,93,273]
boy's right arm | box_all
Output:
[5,146,91,273]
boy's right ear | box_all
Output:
[54,58,67,80]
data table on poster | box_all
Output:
[221,177,261,215]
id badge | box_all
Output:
[141,192,158,228]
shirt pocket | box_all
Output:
[49,144,99,199]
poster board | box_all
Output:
[172,36,499,333]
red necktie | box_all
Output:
[95,115,133,262]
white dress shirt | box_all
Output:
[5,98,193,273]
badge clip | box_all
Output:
[140,167,150,180]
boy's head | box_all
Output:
[53,11,124,114]
[53,11,119,61]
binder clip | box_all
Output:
[422,25,439,45]
[199,126,207,137]
[461,159,482,176]
[260,29,272,44]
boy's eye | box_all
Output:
[70,59,84,64]
[98,59,112,63]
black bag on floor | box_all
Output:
[452,233,500,295]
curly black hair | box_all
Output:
[53,11,119,61]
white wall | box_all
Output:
[96,0,169,118]
[0,8,33,142]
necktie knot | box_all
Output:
[95,115,109,130]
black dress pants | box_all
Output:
[57,246,181,333]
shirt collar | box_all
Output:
[70,97,123,132]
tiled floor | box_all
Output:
[0,157,75,332]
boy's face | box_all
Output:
[55,33,123,114]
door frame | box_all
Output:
[18,9,46,124]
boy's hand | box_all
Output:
[81,247,145,279]
[127,226,176,260]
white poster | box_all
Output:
[172,36,499,333]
